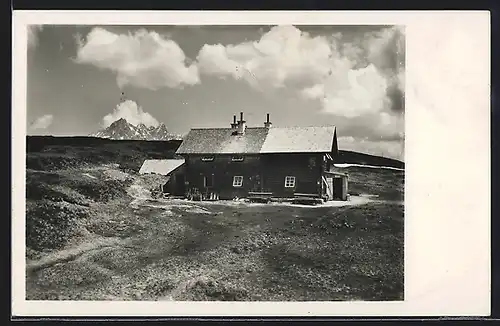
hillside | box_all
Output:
[27,135,183,152]
[27,136,404,170]
[25,136,404,301]
[336,150,403,169]
[27,136,182,172]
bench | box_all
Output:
[248,192,273,203]
[293,193,321,198]
[292,193,323,205]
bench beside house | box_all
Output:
[172,113,349,202]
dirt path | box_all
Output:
[26,168,404,301]
[26,237,135,274]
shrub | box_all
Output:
[26,155,44,170]
[26,172,90,206]
[27,154,84,171]
[75,178,132,202]
[26,172,63,200]
[26,181,61,201]
[184,279,250,301]
[26,201,88,251]
[119,160,143,173]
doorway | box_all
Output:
[203,174,214,188]
[174,174,186,195]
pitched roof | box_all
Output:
[175,126,336,155]
[175,128,268,154]
[261,126,336,154]
[139,159,185,175]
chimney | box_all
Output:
[230,115,237,129]
[237,111,246,135]
[264,113,272,128]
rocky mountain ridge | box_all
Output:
[90,118,182,141]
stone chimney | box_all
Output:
[264,113,272,128]
[237,112,246,135]
[230,115,237,129]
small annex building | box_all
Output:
[173,113,348,202]
[139,158,186,196]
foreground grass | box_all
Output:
[347,166,404,202]
[25,139,404,301]
[26,198,403,301]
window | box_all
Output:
[233,176,244,187]
[231,156,244,162]
[201,156,214,162]
[284,176,296,188]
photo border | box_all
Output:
[11,9,491,319]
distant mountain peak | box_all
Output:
[110,117,128,126]
[155,123,168,131]
[90,118,181,141]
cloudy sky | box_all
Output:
[27,24,405,160]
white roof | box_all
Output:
[260,126,336,153]
[139,159,185,175]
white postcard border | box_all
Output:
[12,10,491,317]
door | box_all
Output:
[323,176,334,200]
[174,174,185,195]
[252,174,262,192]
[333,177,343,200]
[203,174,214,188]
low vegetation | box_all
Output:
[26,200,88,251]
[27,136,181,172]
[25,136,404,301]
[336,150,404,169]
[347,167,404,201]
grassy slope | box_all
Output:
[25,137,404,301]
[336,150,404,169]
[347,167,405,202]
[27,136,182,172]
[27,136,404,169]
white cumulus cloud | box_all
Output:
[195,25,405,158]
[74,27,200,90]
[197,25,404,118]
[31,114,54,130]
[197,25,333,90]
[313,63,390,118]
[102,100,159,128]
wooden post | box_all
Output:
[342,176,348,201]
